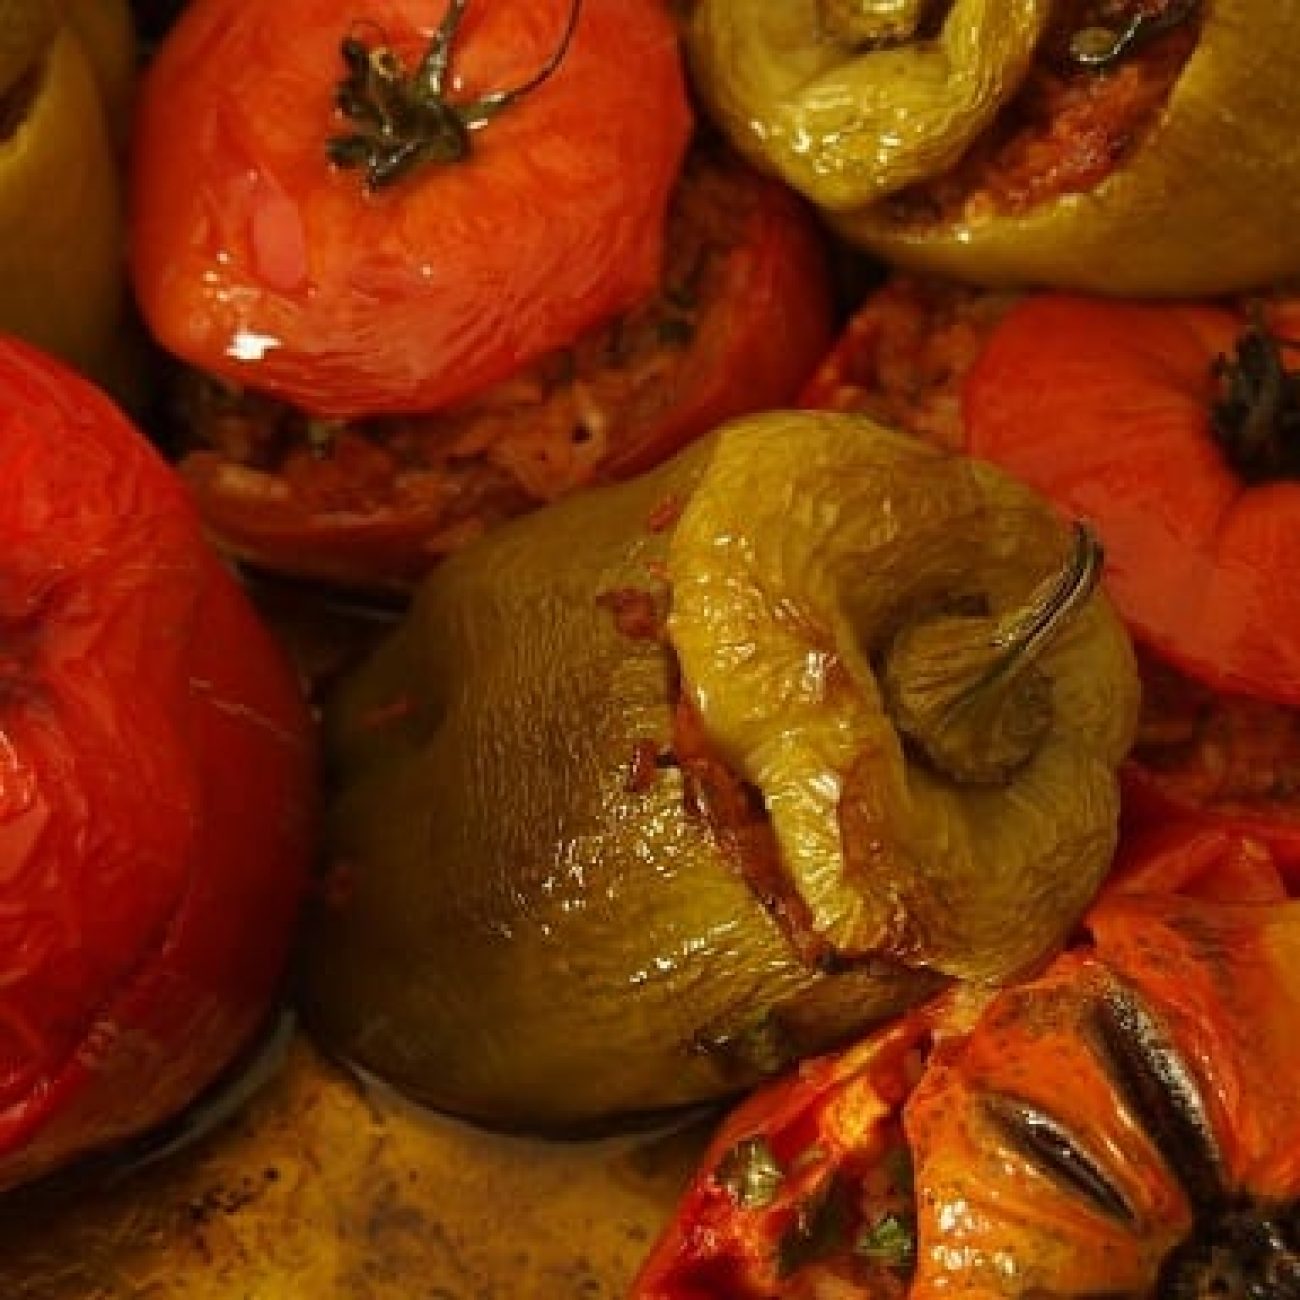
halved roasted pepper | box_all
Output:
[302,412,1138,1129]
[689,0,1300,295]
[0,0,133,385]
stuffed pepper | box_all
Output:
[302,410,1137,1129]
[689,0,1300,295]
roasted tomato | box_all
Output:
[0,338,316,1192]
[632,840,1300,1298]
[172,151,835,590]
[130,0,692,419]
[962,295,1300,874]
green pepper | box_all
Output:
[302,413,1138,1129]
[689,0,1300,296]
[0,0,134,387]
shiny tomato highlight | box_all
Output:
[0,338,316,1191]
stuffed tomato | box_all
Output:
[689,0,1300,295]
[130,0,834,591]
[0,338,316,1192]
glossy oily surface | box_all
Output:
[302,414,1138,1128]
[694,0,1300,295]
[669,413,1137,973]
[0,338,316,1190]
[174,153,836,591]
[129,0,692,418]
[302,433,943,1127]
[689,0,1051,210]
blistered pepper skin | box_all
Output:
[304,413,1137,1129]
[0,338,317,1191]
[692,0,1300,296]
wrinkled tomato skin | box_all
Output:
[963,295,1300,708]
[130,0,692,419]
[0,338,316,1191]
[599,176,835,481]
[176,163,835,590]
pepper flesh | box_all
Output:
[669,414,1136,975]
[303,412,1137,1128]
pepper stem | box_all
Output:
[1210,310,1300,484]
[880,523,1104,785]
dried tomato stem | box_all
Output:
[327,0,582,189]
[1210,313,1300,484]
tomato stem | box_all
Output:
[327,0,582,190]
[1210,311,1300,484]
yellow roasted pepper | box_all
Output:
[0,0,133,383]
[689,0,1300,295]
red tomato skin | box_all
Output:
[129,0,693,419]
[963,294,1300,707]
[0,338,316,1190]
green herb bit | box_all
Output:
[855,1211,917,1271]
[715,1136,785,1209]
